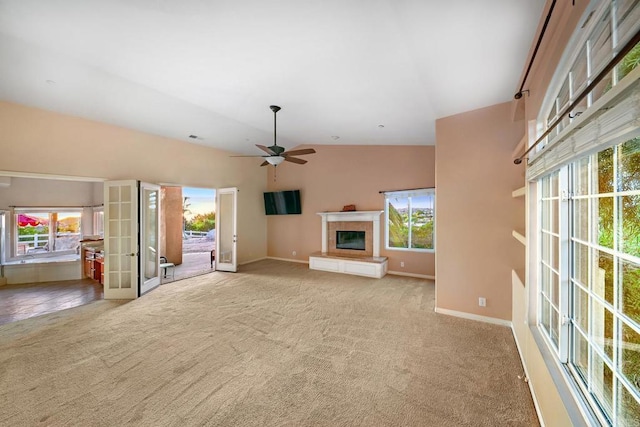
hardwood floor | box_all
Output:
[0,252,213,326]
[0,279,103,325]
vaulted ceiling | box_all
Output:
[0,0,544,155]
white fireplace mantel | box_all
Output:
[317,211,383,257]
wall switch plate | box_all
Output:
[292,251,297,256]
[400,262,405,267]
[479,297,486,307]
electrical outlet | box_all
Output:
[400,261,405,267]
[479,297,486,307]
[292,251,297,256]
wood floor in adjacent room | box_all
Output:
[0,279,103,325]
[0,259,538,426]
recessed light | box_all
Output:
[331,136,340,140]
[378,124,385,128]
[45,80,56,84]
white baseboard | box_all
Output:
[434,307,512,327]
[238,257,267,266]
[266,256,309,264]
[387,270,435,280]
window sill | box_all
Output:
[529,324,602,427]
[385,247,435,253]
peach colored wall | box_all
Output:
[0,101,267,265]
[516,0,589,126]
[436,102,524,320]
[160,187,183,265]
[266,145,435,277]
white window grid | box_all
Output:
[532,0,640,423]
[540,0,640,152]
[539,172,563,353]
[568,146,640,425]
[538,144,640,425]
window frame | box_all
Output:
[13,208,83,259]
[93,206,104,238]
[530,0,640,424]
[383,188,435,253]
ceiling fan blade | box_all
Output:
[283,148,316,157]
[284,156,307,165]
[230,155,267,157]
[260,160,269,166]
[256,144,276,155]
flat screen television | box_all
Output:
[263,190,302,215]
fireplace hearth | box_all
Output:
[309,210,388,278]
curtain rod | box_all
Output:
[9,205,101,209]
[514,0,557,99]
[379,187,435,194]
[514,27,640,165]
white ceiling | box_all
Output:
[0,0,545,155]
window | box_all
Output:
[540,0,640,152]
[93,207,104,237]
[15,210,82,256]
[531,1,640,424]
[537,139,640,425]
[384,189,434,251]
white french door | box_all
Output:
[215,187,237,272]
[104,180,138,299]
[104,180,161,299]
[139,182,160,295]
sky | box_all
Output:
[183,187,216,220]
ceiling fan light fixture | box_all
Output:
[266,156,285,166]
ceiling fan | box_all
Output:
[233,105,316,166]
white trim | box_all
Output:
[317,210,383,222]
[265,256,309,264]
[512,230,527,246]
[387,270,435,280]
[0,170,106,182]
[317,210,383,257]
[434,307,512,327]
[510,325,546,427]
[238,257,268,266]
[512,187,526,198]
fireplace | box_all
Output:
[336,231,366,251]
[317,211,383,257]
[310,210,387,278]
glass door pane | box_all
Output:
[216,188,237,272]
[104,180,138,300]
[140,183,160,294]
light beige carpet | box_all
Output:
[0,259,538,426]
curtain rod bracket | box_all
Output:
[513,27,640,165]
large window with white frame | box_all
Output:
[537,139,640,425]
[14,209,82,257]
[384,189,435,251]
[531,0,640,424]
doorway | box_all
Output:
[160,186,217,282]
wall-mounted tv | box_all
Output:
[263,190,302,215]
